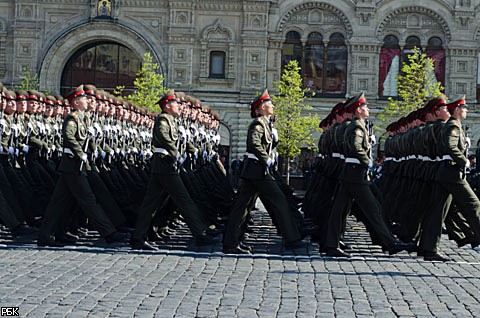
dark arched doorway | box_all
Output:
[60,41,141,95]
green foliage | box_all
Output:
[378,47,443,130]
[113,85,125,96]
[14,69,40,91]
[272,60,320,161]
[115,52,167,112]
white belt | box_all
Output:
[332,152,341,158]
[317,154,324,158]
[154,148,169,156]
[384,157,393,161]
[407,155,417,160]
[345,158,361,164]
[442,155,453,161]
[63,148,74,155]
[245,152,259,160]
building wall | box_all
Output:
[1,0,480,157]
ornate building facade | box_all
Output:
[1,0,480,160]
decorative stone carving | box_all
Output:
[377,7,451,41]
[278,2,353,36]
[202,19,233,42]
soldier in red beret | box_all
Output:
[324,92,414,257]
[425,95,480,261]
[131,89,219,250]
[223,89,304,254]
[37,84,128,247]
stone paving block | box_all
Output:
[2,203,480,317]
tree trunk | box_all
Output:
[286,157,290,185]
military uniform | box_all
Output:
[38,85,124,247]
[325,93,412,257]
[427,97,480,258]
[223,89,302,253]
[131,90,213,250]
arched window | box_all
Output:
[61,42,142,96]
[426,37,445,86]
[281,31,347,96]
[281,31,302,71]
[402,36,421,64]
[304,32,324,93]
[209,51,226,78]
[379,35,400,96]
[325,33,347,95]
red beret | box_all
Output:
[424,95,448,113]
[65,85,87,102]
[331,101,346,117]
[446,95,467,111]
[158,90,178,108]
[250,89,271,114]
[345,92,367,112]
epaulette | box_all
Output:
[449,120,461,128]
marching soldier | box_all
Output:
[426,96,480,261]
[37,84,128,247]
[324,93,414,257]
[130,89,218,250]
[222,89,304,254]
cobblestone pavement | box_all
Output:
[1,202,480,317]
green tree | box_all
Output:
[116,52,167,112]
[378,47,443,130]
[272,59,320,185]
[14,69,40,91]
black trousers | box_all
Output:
[326,180,395,249]
[39,173,116,240]
[223,177,301,248]
[132,173,209,241]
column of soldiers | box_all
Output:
[305,92,480,261]
[0,83,230,249]
[381,95,480,261]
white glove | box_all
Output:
[368,159,374,168]
[121,150,125,157]
[101,151,106,159]
[267,157,274,168]
[15,149,19,157]
[465,137,471,149]
[11,124,19,137]
[175,152,181,161]
[8,146,14,155]
[370,135,376,145]
[81,153,88,163]
[194,149,199,160]
[115,148,120,154]
[271,128,279,143]
[51,145,56,152]
[88,126,95,136]
[466,160,471,169]
[94,150,99,158]
[178,155,186,166]
[22,145,29,153]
